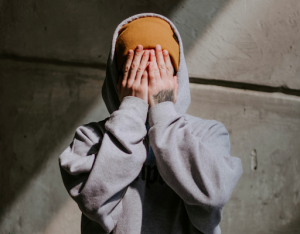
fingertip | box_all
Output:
[156,44,162,51]
[150,50,156,61]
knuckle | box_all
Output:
[126,83,131,89]
[124,66,130,72]
[131,63,137,70]
[137,66,143,72]
[159,64,166,70]
[166,66,172,72]
[132,83,139,91]
[138,87,144,93]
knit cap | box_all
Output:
[116,16,180,72]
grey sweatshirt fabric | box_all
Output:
[58,13,243,234]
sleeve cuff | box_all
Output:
[148,101,179,127]
[118,96,149,122]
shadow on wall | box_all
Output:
[0,61,107,232]
[0,0,229,64]
[0,0,230,233]
[272,213,300,234]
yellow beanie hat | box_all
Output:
[116,17,180,72]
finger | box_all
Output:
[145,61,150,71]
[128,45,144,87]
[163,50,174,77]
[122,49,134,85]
[141,69,148,87]
[148,61,156,87]
[155,44,168,80]
[150,49,156,63]
[135,50,150,85]
[150,49,160,80]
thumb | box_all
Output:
[173,75,178,102]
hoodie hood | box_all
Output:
[102,13,191,116]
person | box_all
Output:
[58,13,243,234]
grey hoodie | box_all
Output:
[59,13,243,234]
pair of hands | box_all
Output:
[117,44,178,109]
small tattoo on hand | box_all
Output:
[153,90,174,104]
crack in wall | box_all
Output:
[189,77,300,97]
[0,52,107,70]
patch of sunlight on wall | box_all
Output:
[0,94,109,234]
[185,0,300,88]
[43,199,81,234]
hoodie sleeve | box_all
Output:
[147,101,243,234]
[58,96,149,233]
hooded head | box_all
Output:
[115,16,180,73]
[102,13,191,116]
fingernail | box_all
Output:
[163,50,168,55]
[137,45,142,50]
[151,50,155,55]
[156,44,161,50]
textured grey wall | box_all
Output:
[187,84,300,234]
[0,60,108,233]
[0,0,299,233]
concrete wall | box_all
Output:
[0,0,299,233]
[188,84,300,233]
